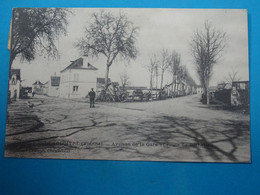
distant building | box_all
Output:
[163,78,188,97]
[209,86,218,99]
[163,82,174,97]
[32,80,44,95]
[124,86,147,90]
[217,83,232,90]
[196,86,203,94]
[43,81,49,95]
[44,76,61,97]
[59,57,98,98]
[9,69,21,99]
[231,81,249,106]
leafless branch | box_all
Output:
[75,10,139,87]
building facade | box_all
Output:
[196,86,203,94]
[9,69,21,99]
[44,76,61,97]
[59,58,98,98]
[32,80,44,95]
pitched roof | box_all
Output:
[32,80,44,85]
[50,76,60,87]
[9,69,21,80]
[60,58,98,73]
[217,83,232,90]
[232,81,249,84]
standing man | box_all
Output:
[88,88,96,108]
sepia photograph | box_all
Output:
[5,8,250,162]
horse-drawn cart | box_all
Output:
[96,83,150,102]
[96,82,128,102]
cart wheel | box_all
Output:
[105,94,112,102]
[119,94,127,102]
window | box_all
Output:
[73,86,79,93]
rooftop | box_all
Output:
[32,80,44,86]
[60,58,98,73]
[9,69,21,80]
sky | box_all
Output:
[12,8,249,88]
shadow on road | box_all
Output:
[5,97,250,162]
[120,115,250,162]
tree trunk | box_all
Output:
[156,73,158,89]
[160,71,164,91]
[171,75,174,97]
[150,71,153,90]
[177,83,179,95]
[9,53,15,69]
[174,75,177,96]
[105,65,110,89]
[176,75,179,96]
[206,77,210,105]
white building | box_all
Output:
[196,86,203,94]
[9,69,21,99]
[44,76,60,97]
[163,78,187,97]
[32,80,44,95]
[59,57,98,98]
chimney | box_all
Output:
[82,56,88,67]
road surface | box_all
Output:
[5,95,250,162]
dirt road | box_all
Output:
[5,95,250,162]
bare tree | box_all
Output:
[10,8,71,67]
[159,49,170,90]
[191,21,226,104]
[75,10,138,88]
[177,65,188,94]
[184,69,197,94]
[178,65,187,81]
[120,69,130,90]
[146,54,158,90]
[168,51,181,96]
[225,68,241,85]
[154,63,159,90]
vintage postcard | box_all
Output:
[5,8,250,162]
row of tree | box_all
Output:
[10,9,227,105]
[146,49,197,95]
